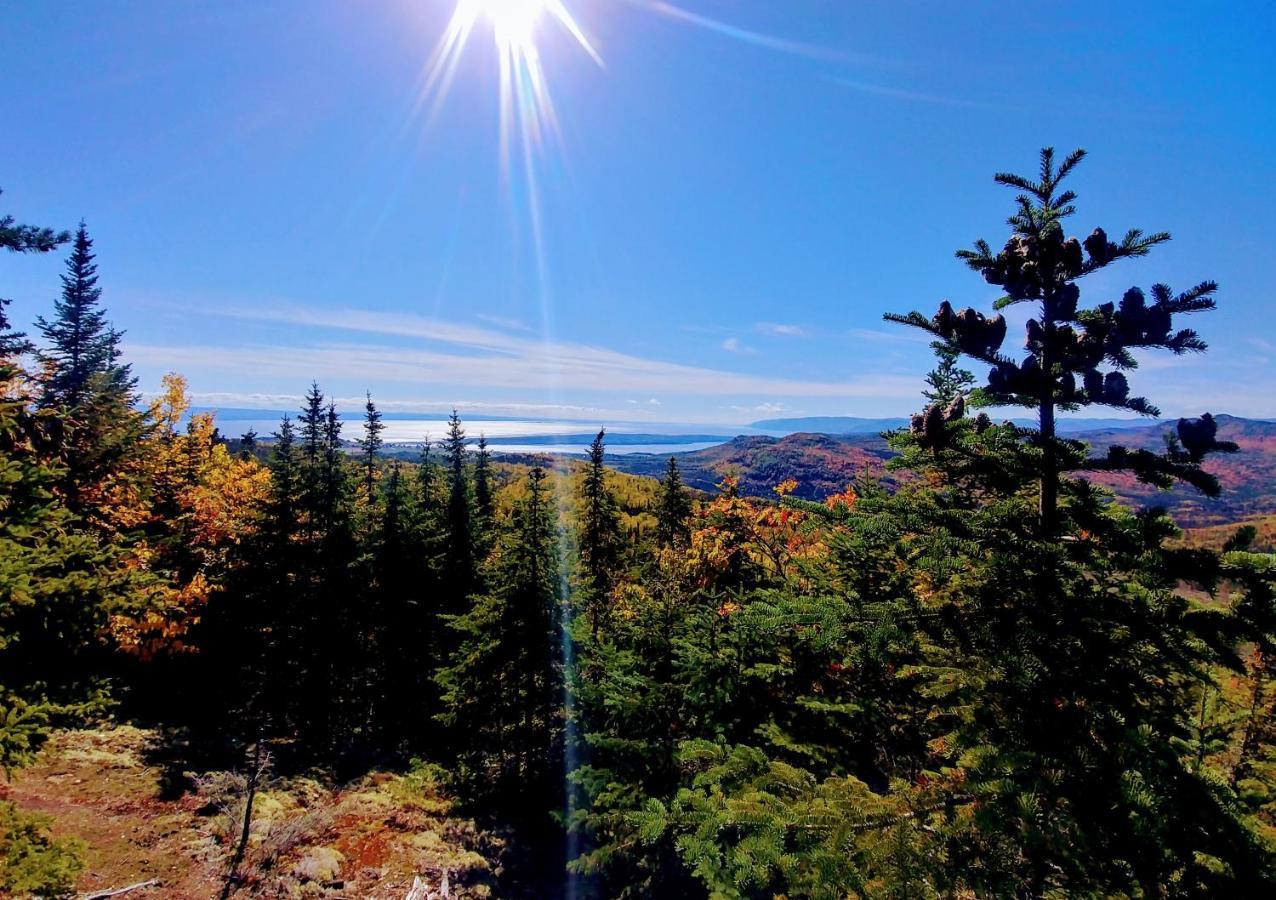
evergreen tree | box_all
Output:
[321,401,344,530]
[298,383,325,538]
[442,410,475,609]
[372,462,438,754]
[473,434,493,534]
[299,383,325,467]
[0,211,144,776]
[237,427,258,461]
[0,189,69,254]
[197,416,297,743]
[887,147,1233,530]
[921,341,975,406]
[436,467,563,812]
[359,391,384,501]
[654,456,692,548]
[0,300,31,362]
[29,224,143,518]
[35,223,132,410]
[416,437,438,518]
[578,429,620,637]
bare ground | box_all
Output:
[0,726,500,898]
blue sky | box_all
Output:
[3,0,1274,424]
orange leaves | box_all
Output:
[773,478,799,497]
[825,486,858,511]
[716,600,741,617]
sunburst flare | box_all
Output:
[425,0,601,166]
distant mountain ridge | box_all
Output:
[608,414,1276,528]
[750,415,1182,435]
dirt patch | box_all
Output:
[1,727,500,898]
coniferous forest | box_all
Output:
[4,151,1276,898]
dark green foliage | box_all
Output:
[373,462,440,753]
[442,410,476,609]
[0,214,147,777]
[654,457,691,548]
[35,224,133,411]
[359,391,383,501]
[578,429,620,636]
[566,150,1276,898]
[437,467,564,813]
[238,427,258,460]
[1,190,69,254]
[0,800,84,898]
[28,224,145,520]
[0,300,32,361]
[922,342,974,407]
[474,435,493,523]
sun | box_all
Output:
[469,0,550,48]
[424,0,601,162]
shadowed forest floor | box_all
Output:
[0,727,501,898]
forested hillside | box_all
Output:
[4,151,1276,898]
[611,414,1276,526]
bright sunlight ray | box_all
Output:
[425,0,601,167]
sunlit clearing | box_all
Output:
[425,0,601,165]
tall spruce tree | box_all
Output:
[0,204,142,775]
[300,383,325,466]
[578,429,620,637]
[416,437,438,517]
[887,147,1234,530]
[359,391,384,501]
[35,223,132,410]
[442,410,475,609]
[655,456,691,548]
[473,434,494,554]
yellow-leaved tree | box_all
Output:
[110,373,271,659]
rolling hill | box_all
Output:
[608,415,1276,527]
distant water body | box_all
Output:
[197,411,735,456]
[478,441,725,457]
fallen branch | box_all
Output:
[81,880,159,900]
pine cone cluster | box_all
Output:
[1177,413,1238,462]
[931,301,1007,357]
[973,224,1088,300]
[1082,288,1174,347]
[909,396,966,449]
[1082,226,1120,266]
[987,357,1047,398]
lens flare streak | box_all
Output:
[425,0,601,169]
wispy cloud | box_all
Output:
[128,303,922,402]
[848,327,932,344]
[756,322,806,338]
[475,313,534,333]
[832,78,991,109]
[626,1,864,64]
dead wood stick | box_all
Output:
[81,879,159,899]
